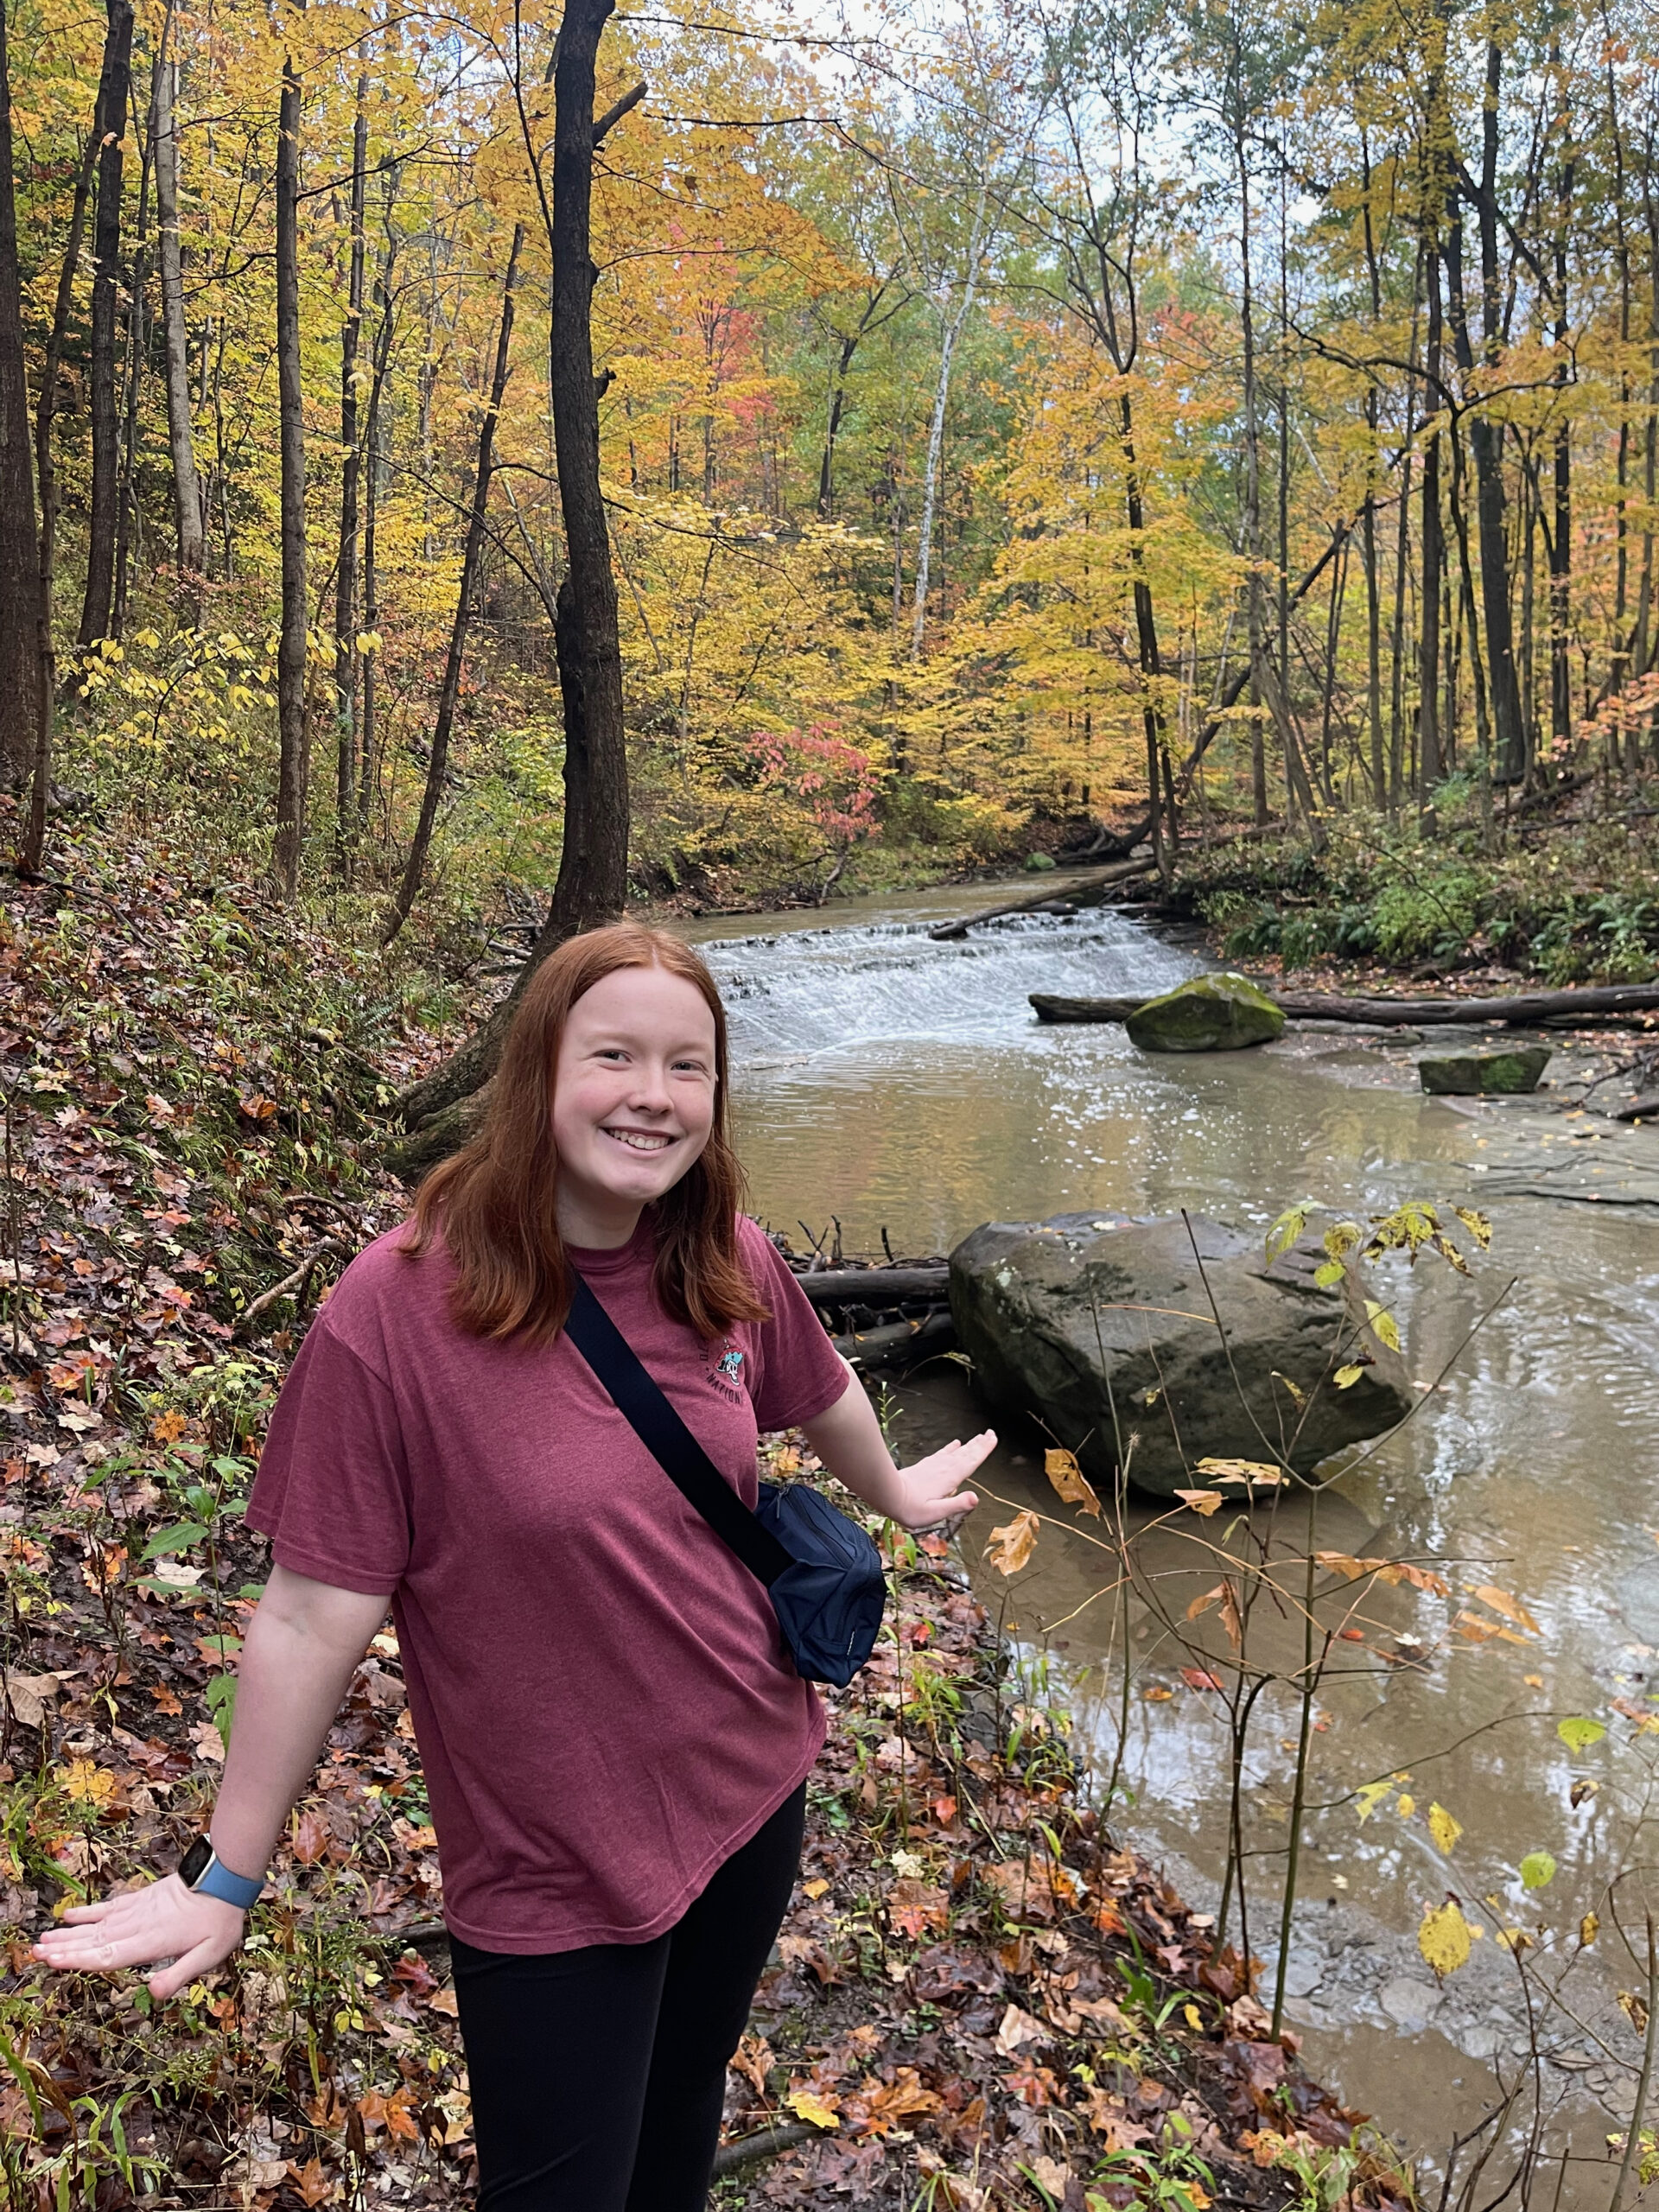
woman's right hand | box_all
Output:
[33,1873,247,2000]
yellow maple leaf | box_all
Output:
[785,2087,841,2130]
[1419,1899,1473,1978]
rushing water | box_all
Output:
[687,882,1659,2195]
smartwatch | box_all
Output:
[178,1836,264,1911]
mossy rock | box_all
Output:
[1125,972,1286,1053]
[1418,1046,1550,1096]
[1025,851,1058,873]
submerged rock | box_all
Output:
[1418,1046,1550,1096]
[949,1212,1411,1498]
[1125,973,1286,1053]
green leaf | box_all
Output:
[206,1672,236,1751]
[140,1522,208,1560]
[1333,1363,1364,1389]
[1313,1260,1344,1287]
[1265,1206,1309,1267]
[1364,1300,1402,1353]
[1520,1850,1557,1891]
[1557,1716,1606,1751]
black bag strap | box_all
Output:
[564,1274,793,1590]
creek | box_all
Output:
[689,882,1659,2196]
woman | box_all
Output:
[35,921,995,2209]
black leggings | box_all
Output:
[450,1783,804,2210]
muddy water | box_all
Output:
[688,883,1659,2191]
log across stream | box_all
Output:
[1031,980,1659,1027]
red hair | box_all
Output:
[403,922,769,1344]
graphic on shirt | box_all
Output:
[711,1340,746,1396]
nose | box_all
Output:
[626,1059,675,1116]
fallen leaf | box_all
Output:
[1471,1585,1540,1634]
[1427,1802,1462,1854]
[1195,1457,1284,1488]
[994,2002,1046,2056]
[425,1988,458,2017]
[985,1511,1039,1576]
[3,1671,62,1729]
[785,2086,841,2130]
[1045,1448,1101,1516]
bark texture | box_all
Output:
[0,0,43,793]
[273,31,308,896]
[154,26,204,575]
[77,0,135,648]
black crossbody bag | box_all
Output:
[565,1274,887,1688]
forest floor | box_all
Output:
[0,806,1427,2209]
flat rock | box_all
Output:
[1125,973,1286,1053]
[1379,1975,1442,2030]
[1418,1046,1550,1096]
[948,1212,1411,1498]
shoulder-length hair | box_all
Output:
[402,921,768,1344]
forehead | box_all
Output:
[563,963,716,1041]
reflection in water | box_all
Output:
[690,887,1659,2191]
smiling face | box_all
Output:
[550,963,720,1248]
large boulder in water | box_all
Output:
[1126,973,1285,1052]
[949,1213,1411,1498]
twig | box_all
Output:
[709,2121,818,2177]
[1609,1916,1659,2212]
[233,1238,351,1336]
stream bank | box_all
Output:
[694,886,1659,2204]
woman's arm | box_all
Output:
[799,1365,995,1532]
[34,1565,390,2000]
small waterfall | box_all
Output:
[702,908,1201,1061]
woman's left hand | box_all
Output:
[885,1430,995,1531]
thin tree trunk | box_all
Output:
[1238,123,1268,826]
[335,74,368,865]
[112,68,153,639]
[358,230,396,851]
[272,20,308,896]
[1360,132,1386,807]
[1549,73,1573,763]
[1420,240,1445,815]
[76,0,136,649]
[0,0,45,802]
[1446,45,1527,784]
[912,179,991,661]
[381,227,521,942]
[392,18,641,1142]
[154,10,204,576]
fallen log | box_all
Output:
[830,1310,956,1370]
[791,1265,950,1303]
[1031,982,1659,1029]
[930,858,1156,940]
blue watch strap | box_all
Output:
[192,1851,264,1911]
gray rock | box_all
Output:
[1463,2023,1501,2062]
[948,1212,1413,1498]
[1418,1046,1551,1096]
[1125,972,1286,1053]
[1379,1976,1442,2030]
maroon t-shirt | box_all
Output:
[245,1213,850,1953]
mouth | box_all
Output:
[601,1126,677,1154]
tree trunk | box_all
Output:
[0,0,44,798]
[1445,45,1527,784]
[393,7,638,1145]
[273,26,308,897]
[1237,124,1268,826]
[818,330,858,519]
[358,229,396,851]
[76,0,136,649]
[911,181,991,662]
[334,74,368,863]
[1420,241,1445,813]
[1550,73,1573,763]
[111,75,153,640]
[381,226,521,943]
[154,13,204,576]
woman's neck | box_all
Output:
[556,1189,645,1252]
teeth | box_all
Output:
[605,1128,672,1152]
